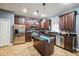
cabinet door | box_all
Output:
[25,33,31,42]
[36,21,41,29]
[25,21,31,29]
[44,20,49,29]
[59,11,76,32]
[64,12,76,32]
[64,14,68,31]
[66,13,74,31]
[14,16,19,24]
[39,22,42,29]
[64,37,73,51]
[59,16,64,31]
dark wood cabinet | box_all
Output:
[59,15,65,31]
[65,12,76,32]
[25,32,31,42]
[32,36,54,56]
[64,14,67,31]
[36,21,41,29]
[14,16,25,25]
[36,20,51,30]
[14,16,31,30]
[64,36,73,51]
[25,21,31,30]
[44,20,49,30]
[14,16,19,24]
[14,16,51,30]
[59,11,76,32]
[42,20,51,30]
[56,35,76,52]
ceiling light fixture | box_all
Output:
[41,3,46,17]
[34,11,37,15]
[41,14,46,17]
[23,8,27,13]
[63,3,71,5]
[34,10,39,15]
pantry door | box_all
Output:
[0,18,10,47]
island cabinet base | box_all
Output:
[25,33,31,42]
[32,37,54,56]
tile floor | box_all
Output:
[0,42,79,56]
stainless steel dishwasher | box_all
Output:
[56,35,64,48]
[60,36,64,48]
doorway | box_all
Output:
[0,18,10,47]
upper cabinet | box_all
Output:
[14,16,25,24]
[59,15,65,31]
[14,16,19,24]
[36,21,41,29]
[41,19,51,30]
[65,12,76,31]
[44,20,51,30]
[14,16,51,30]
[59,11,76,32]
[25,20,31,30]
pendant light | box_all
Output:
[34,10,39,15]
[42,3,46,23]
[42,3,46,18]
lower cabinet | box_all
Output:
[56,35,76,52]
[32,37,54,56]
[25,33,31,42]
[64,36,76,52]
[64,37,73,51]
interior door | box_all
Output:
[0,18,10,47]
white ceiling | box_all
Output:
[0,3,79,18]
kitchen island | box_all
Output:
[32,34,54,56]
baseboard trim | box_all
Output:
[9,43,13,45]
[76,48,79,51]
[0,43,13,48]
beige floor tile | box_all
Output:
[0,42,79,56]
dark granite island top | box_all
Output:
[32,34,54,56]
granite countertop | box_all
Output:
[42,32,58,37]
[60,33,77,37]
[32,36,48,41]
[32,34,54,43]
[43,32,77,37]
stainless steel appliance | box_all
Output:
[56,36,60,46]
[56,35,64,48]
[60,36,64,48]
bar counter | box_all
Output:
[32,35,54,56]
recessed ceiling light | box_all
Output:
[63,3,70,5]
[41,14,46,17]
[23,8,27,13]
[34,11,38,15]
[34,10,39,15]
